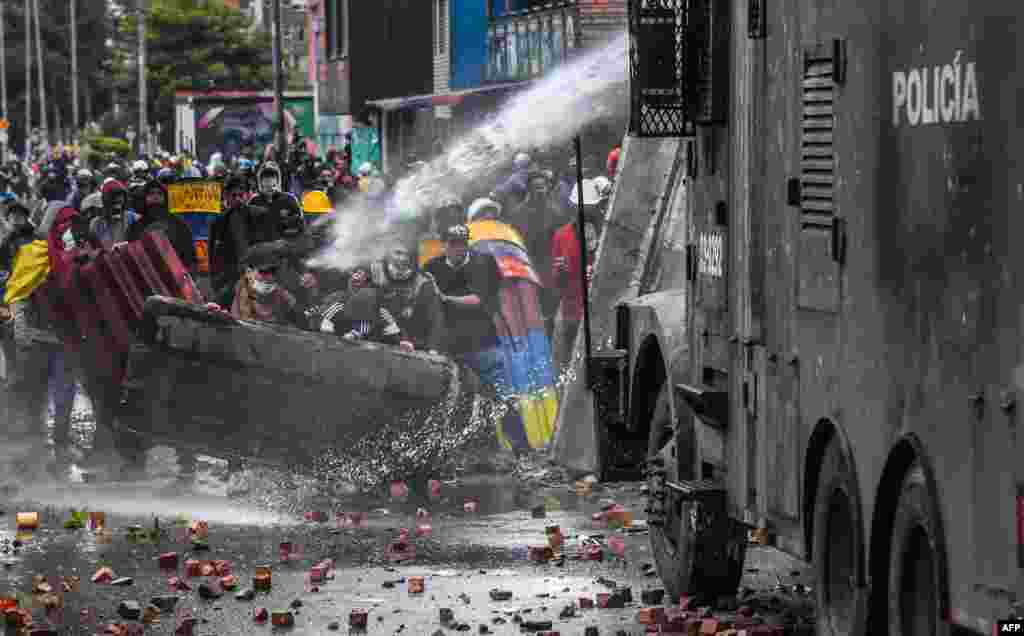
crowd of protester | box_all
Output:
[0,136,622,483]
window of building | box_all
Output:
[436,0,448,56]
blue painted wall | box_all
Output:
[451,0,490,90]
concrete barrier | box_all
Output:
[549,135,683,475]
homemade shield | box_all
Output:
[422,219,559,450]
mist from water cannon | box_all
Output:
[307,32,629,273]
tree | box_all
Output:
[1,0,115,151]
[118,0,273,150]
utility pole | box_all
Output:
[137,0,147,157]
[0,1,8,161]
[32,0,47,154]
[312,4,321,156]
[70,0,79,140]
[23,0,31,159]
[271,0,286,163]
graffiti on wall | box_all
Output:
[194,98,315,162]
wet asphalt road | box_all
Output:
[0,466,812,636]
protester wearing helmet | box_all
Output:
[128,159,151,213]
[467,197,503,223]
[342,240,444,353]
[130,160,150,184]
[550,178,605,371]
[424,224,505,380]
[105,162,123,182]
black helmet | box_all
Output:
[442,224,470,243]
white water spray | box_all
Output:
[307,31,628,272]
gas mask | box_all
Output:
[584,221,599,253]
[386,250,414,282]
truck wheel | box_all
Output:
[887,462,948,636]
[811,435,865,636]
[647,383,745,601]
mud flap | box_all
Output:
[660,481,747,599]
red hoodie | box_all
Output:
[550,222,594,322]
[47,206,82,284]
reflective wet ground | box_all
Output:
[0,390,818,635]
[0,469,812,636]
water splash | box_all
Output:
[307,31,628,272]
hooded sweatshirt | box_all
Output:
[126,182,198,271]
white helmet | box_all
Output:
[131,160,149,174]
[467,197,502,222]
[570,179,603,207]
[76,168,93,180]
[357,162,374,177]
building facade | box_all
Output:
[312,0,626,172]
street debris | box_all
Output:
[116,600,141,620]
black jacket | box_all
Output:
[424,251,501,355]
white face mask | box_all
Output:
[248,270,278,296]
[62,228,77,251]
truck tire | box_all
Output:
[887,462,949,636]
[647,383,745,601]
[811,435,865,636]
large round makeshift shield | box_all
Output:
[421,219,559,451]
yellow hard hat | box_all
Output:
[302,190,332,214]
